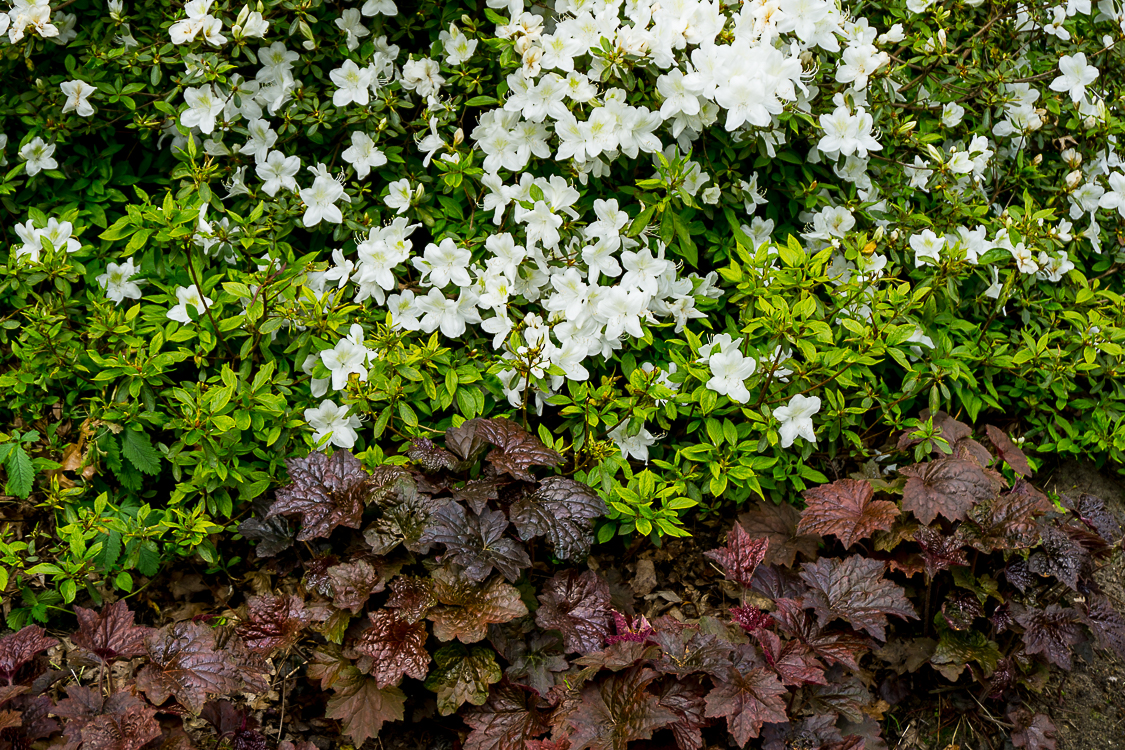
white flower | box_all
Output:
[400,57,445,97]
[1050,52,1099,103]
[60,80,96,117]
[909,229,945,267]
[330,59,375,107]
[772,394,821,448]
[304,400,362,449]
[361,0,397,16]
[167,284,213,323]
[941,102,965,127]
[698,333,744,363]
[242,118,277,163]
[341,131,387,179]
[256,150,300,196]
[299,173,351,227]
[608,419,656,463]
[19,136,56,176]
[439,23,477,65]
[180,85,225,134]
[415,288,482,337]
[335,8,369,51]
[96,259,144,304]
[39,217,81,253]
[706,349,757,404]
[413,237,472,288]
[384,178,414,214]
[320,324,373,390]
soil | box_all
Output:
[1032,460,1125,750]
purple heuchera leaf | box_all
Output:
[136,622,251,714]
[73,602,153,665]
[797,479,899,549]
[236,595,311,653]
[565,666,677,750]
[428,566,529,644]
[1081,594,1125,658]
[407,437,460,472]
[473,418,563,482]
[1028,523,1086,591]
[1016,604,1083,670]
[462,682,551,750]
[730,606,773,633]
[704,661,788,747]
[536,570,613,655]
[900,458,994,525]
[510,477,605,561]
[352,609,430,688]
[705,522,769,588]
[53,686,161,750]
[266,450,372,541]
[423,502,530,582]
[799,556,918,641]
[0,626,58,685]
[606,611,654,644]
[1009,708,1058,750]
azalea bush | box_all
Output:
[4,0,1125,615]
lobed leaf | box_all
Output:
[510,477,606,561]
[266,450,372,541]
[704,522,769,588]
[536,570,613,655]
[900,458,994,524]
[352,609,430,687]
[424,502,531,582]
[799,557,917,641]
[797,479,899,549]
[428,566,529,643]
[424,643,503,716]
[474,418,563,481]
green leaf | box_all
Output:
[122,429,162,475]
[4,444,34,498]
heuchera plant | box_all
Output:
[1,413,1119,750]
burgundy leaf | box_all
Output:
[363,488,442,556]
[73,602,152,665]
[964,478,1049,552]
[1008,708,1058,750]
[750,565,808,602]
[805,675,872,723]
[136,622,244,713]
[762,713,842,750]
[798,479,900,548]
[754,629,826,686]
[657,677,708,750]
[462,682,550,750]
[327,558,387,613]
[237,504,295,558]
[606,612,655,645]
[940,590,984,631]
[1081,594,1125,658]
[428,566,529,643]
[705,522,769,587]
[386,576,438,624]
[799,557,917,640]
[325,671,406,745]
[455,477,503,515]
[424,503,530,582]
[352,610,430,687]
[652,628,731,678]
[1065,493,1123,543]
[566,666,677,750]
[1028,523,1086,591]
[737,501,820,567]
[0,626,58,684]
[1006,561,1035,593]
[730,607,773,633]
[474,418,563,481]
[502,632,569,695]
[914,526,969,579]
[510,477,606,561]
[445,420,491,463]
[704,663,787,748]
[900,458,994,524]
[407,437,460,472]
[772,598,870,672]
[236,595,310,653]
[54,686,158,750]
[201,700,266,750]
[985,425,1031,477]
[1016,604,1082,670]
[536,570,613,655]
[265,450,372,540]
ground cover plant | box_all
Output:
[3,0,1125,744]
[1,414,1122,749]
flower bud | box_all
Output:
[1066,170,1083,190]
[1031,154,1042,166]
[453,127,464,146]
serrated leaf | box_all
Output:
[266,450,371,541]
[510,477,606,561]
[353,610,430,687]
[1064,493,1123,543]
[1027,523,1086,591]
[428,566,528,643]
[753,629,827,686]
[0,626,58,683]
[121,428,162,476]
[53,686,160,750]
[737,502,820,567]
[238,508,295,559]
[963,478,1050,552]
[407,437,461,472]
[473,418,563,481]
[652,627,731,679]
[770,599,869,672]
[535,570,613,654]
[930,622,1001,680]
[3,444,34,498]
[799,557,918,640]
[136,622,244,713]
[424,643,502,716]
[1081,594,1125,658]
[567,666,677,750]
[798,479,900,548]
[386,576,438,624]
[914,525,969,579]
[1016,604,1082,670]
[1009,708,1058,750]
[704,663,787,748]
[327,558,390,613]
[423,503,530,582]
[325,671,406,744]
[236,595,311,653]
[900,458,994,524]
[445,420,490,462]
[657,677,708,750]
[462,682,551,750]
[704,522,769,587]
[72,601,153,663]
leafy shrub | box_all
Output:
[5,0,1125,623]
[1,413,1117,749]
